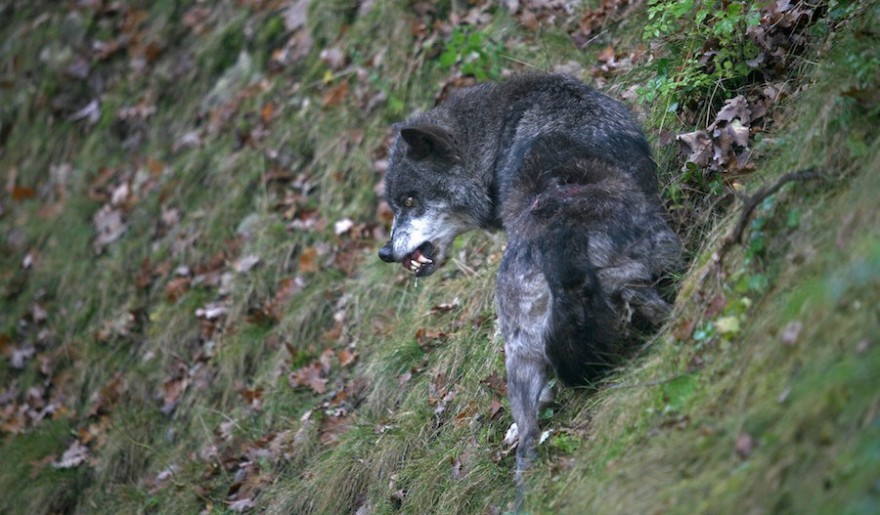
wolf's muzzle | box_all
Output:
[378,241,395,263]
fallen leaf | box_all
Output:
[489,398,504,419]
[703,294,727,319]
[676,130,713,168]
[320,46,347,71]
[780,321,802,346]
[228,498,256,512]
[87,372,127,417]
[714,95,751,125]
[415,328,448,349]
[672,317,697,341]
[161,371,188,416]
[453,400,478,429]
[714,316,741,335]
[451,438,478,480]
[241,387,263,410]
[69,99,100,124]
[334,218,354,236]
[597,45,615,63]
[320,413,353,445]
[299,246,320,273]
[11,345,35,369]
[480,371,508,396]
[337,349,357,367]
[288,363,327,394]
[735,431,754,459]
[284,0,310,31]
[398,371,412,386]
[53,440,90,469]
[321,82,349,108]
[427,298,460,315]
[234,255,261,273]
[10,186,36,201]
[92,205,126,251]
[260,102,275,123]
[165,277,191,302]
[195,302,228,320]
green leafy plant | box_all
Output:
[638,0,762,107]
[438,27,504,81]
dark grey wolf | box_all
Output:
[378,73,680,502]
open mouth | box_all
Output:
[402,242,436,277]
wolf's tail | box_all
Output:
[512,135,625,385]
[540,227,621,386]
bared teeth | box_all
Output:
[403,250,432,274]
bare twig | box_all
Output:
[715,168,828,266]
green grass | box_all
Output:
[1,1,878,514]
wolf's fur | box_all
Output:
[378,73,681,501]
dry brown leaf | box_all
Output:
[415,328,448,350]
[260,102,275,124]
[453,400,478,429]
[480,371,508,396]
[321,82,349,108]
[288,363,327,394]
[337,349,357,367]
[320,414,353,445]
[165,277,191,302]
[489,398,505,419]
[676,130,713,168]
[299,247,320,273]
[87,372,127,417]
[714,95,751,126]
[10,186,36,201]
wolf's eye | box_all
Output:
[403,196,414,208]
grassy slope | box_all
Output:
[0,1,878,514]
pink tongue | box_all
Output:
[401,250,423,270]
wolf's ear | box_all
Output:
[400,124,459,162]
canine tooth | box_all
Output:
[417,255,432,264]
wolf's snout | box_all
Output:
[378,242,395,263]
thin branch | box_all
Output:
[715,168,828,266]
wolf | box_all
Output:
[378,73,681,498]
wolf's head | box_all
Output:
[378,123,479,277]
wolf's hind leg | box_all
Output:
[506,344,547,479]
[621,286,671,327]
[505,337,547,511]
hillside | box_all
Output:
[1,1,878,513]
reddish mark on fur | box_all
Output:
[560,183,587,196]
[529,183,588,213]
